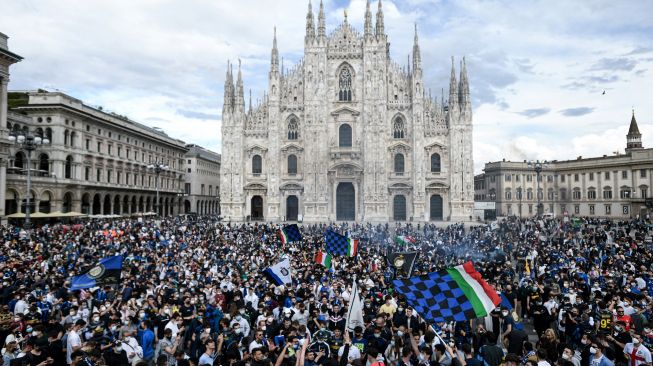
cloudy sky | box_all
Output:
[2,0,652,172]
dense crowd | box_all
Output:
[1,215,653,366]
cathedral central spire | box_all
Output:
[271,27,279,74]
[412,23,421,69]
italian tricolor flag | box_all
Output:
[395,235,416,246]
[447,262,501,317]
[315,251,332,268]
[347,238,358,256]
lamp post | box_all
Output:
[147,161,169,216]
[527,160,548,217]
[8,129,51,229]
[517,187,523,218]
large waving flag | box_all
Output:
[279,224,302,244]
[70,256,123,290]
[387,251,419,278]
[345,280,365,332]
[315,251,332,269]
[393,261,500,323]
[263,258,292,286]
[324,230,358,256]
[394,235,416,246]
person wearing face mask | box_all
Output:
[589,340,614,366]
[230,309,251,338]
[562,345,582,366]
[624,335,652,366]
[102,340,129,366]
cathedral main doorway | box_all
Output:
[251,195,264,220]
[286,195,298,221]
[393,195,407,221]
[336,182,355,221]
[430,194,443,220]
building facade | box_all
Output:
[4,91,189,217]
[475,113,653,219]
[220,1,474,222]
[183,144,221,215]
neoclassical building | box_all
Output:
[183,144,221,215]
[220,1,474,222]
[475,112,653,219]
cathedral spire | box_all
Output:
[448,56,458,109]
[305,0,315,41]
[412,23,421,70]
[318,0,326,38]
[459,57,470,110]
[236,59,245,111]
[364,0,373,38]
[271,27,279,74]
[375,0,385,36]
[223,60,234,112]
[248,89,252,113]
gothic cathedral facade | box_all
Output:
[220,1,474,222]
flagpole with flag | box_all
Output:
[345,276,365,332]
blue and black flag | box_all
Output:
[70,255,123,290]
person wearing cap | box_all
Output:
[624,333,652,366]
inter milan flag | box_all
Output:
[263,258,293,286]
[70,256,123,290]
[393,261,501,323]
[324,230,358,256]
[387,252,418,278]
[278,224,302,244]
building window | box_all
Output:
[505,174,511,182]
[547,175,553,182]
[603,188,612,199]
[588,190,596,200]
[117,172,121,184]
[572,189,581,200]
[126,173,130,185]
[605,204,611,215]
[394,153,405,174]
[65,156,73,179]
[187,159,191,164]
[252,155,262,175]
[86,139,90,150]
[641,187,648,199]
[589,172,594,181]
[96,169,101,182]
[622,170,628,179]
[107,170,112,183]
[605,171,610,180]
[187,168,191,173]
[85,167,90,181]
[118,146,122,157]
[338,67,352,101]
[392,117,405,139]
[339,124,352,147]
[185,183,191,194]
[641,169,647,178]
[574,174,579,182]
[490,175,496,183]
[201,184,205,195]
[430,153,441,173]
[526,175,532,182]
[108,145,112,155]
[527,189,533,200]
[489,189,496,200]
[589,205,595,215]
[287,118,299,140]
[620,188,631,199]
[505,189,512,200]
[574,205,579,214]
[97,142,101,153]
[288,154,298,175]
[547,189,554,200]
[560,189,567,200]
[560,174,565,183]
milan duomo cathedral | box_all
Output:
[220,0,474,222]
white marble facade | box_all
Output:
[220,1,474,222]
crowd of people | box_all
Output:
[0,214,652,366]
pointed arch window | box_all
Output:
[287,118,299,140]
[338,67,352,101]
[393,117,405,139]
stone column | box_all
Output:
[0,160,6,220]
[0,77,8,132]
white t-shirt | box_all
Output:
[66,330,81,364]
[164,320,180,339]
[623,343,652,366]
[339,344,362,361]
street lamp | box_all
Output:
[147,161,169,216]
[527,160,548,217]
[517,187,523,218]
[8,129,51,229]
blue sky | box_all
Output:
[1,0,652,172]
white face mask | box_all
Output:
[502,311,509,317]
[589,347,597,354]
